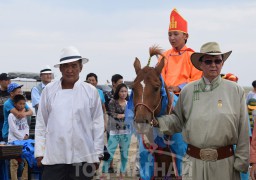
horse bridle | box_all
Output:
[134,96,162,126]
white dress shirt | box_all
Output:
[35,79,104,165]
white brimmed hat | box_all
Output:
[40,65,52,74]
[191,42,232,71]
[54,46,89,68]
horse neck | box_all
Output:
[154,84,172,116]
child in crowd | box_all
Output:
[1,83,32,180]
[8,94,29,142]
[2,83,33,142]
[8,94,30,180]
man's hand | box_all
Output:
[16,111,27,119]
[168,85,181,93]
[36,157,43,167]
[251,164,256,180]
[150,119,159,127]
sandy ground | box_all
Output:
[93,134,139,180]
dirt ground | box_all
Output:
[94,134,139,180]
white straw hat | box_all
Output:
[54,46,89,68]
[40,65,52,74]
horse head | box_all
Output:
[132,46,171,138]
[132,46,178,178]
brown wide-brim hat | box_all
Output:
[191,42,232,71]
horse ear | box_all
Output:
[155,57,165,74]
[134,57,141,75]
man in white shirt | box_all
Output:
[31,65,53,114]
[35,46,104,180]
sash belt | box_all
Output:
[187,144,234,161]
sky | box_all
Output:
[0,0,255,86]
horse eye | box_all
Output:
[154,86,160,91]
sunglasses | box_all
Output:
[202,59,223,65]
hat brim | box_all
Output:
[16,85,23,89]
[41,71,52,74]
[191,51,232,71]
[8,85,23,93]
[248,105,256,110]
[54,58,89,68]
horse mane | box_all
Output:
[146,45,164,67]
[149,45,164,59]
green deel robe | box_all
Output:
[158,76,249,180]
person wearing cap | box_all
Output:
[0,73,11,141]
[31,65,53,114]
[159,8,202,94]
[2,84,30,180]
[2,83,33,142]
[155,42,249,179]
[0,73,11,180]
[246,80,256,104]
[35,46,104,180]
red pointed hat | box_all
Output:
[169,8,187,33]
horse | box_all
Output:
[130,45,186,179]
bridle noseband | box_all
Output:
[134,96,162,125]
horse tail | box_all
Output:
[147,45,165,66]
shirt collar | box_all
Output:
[170,45,188,55]
[200,75,222,92]
[41,83,46,89]
[202,77,211,85]
[59,77,81,90]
